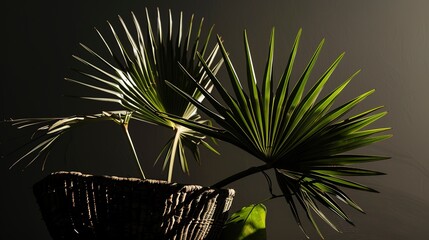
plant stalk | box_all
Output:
[167,127,183,183]
[123,125,146,179]
[211,164,271,189]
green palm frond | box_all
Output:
[5,111,145,175]
[163,28,392,238]
[68,9,223,181]
[6,9,222,181]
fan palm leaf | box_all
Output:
[5,9,222,182]
[163,28,392,238]
[5,111,145,174]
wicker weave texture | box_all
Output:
[33,171,235,240]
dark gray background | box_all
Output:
[1,0,428,239]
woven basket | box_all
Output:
[33,171,235,240]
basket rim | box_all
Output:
[37,171,235,195]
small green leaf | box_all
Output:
[220,204,267,240]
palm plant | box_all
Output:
[164,28,392,238]
[6,8,222,182]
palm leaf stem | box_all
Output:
[211,163,271,189]
[167,126,183,182]
[122,119,145,179]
